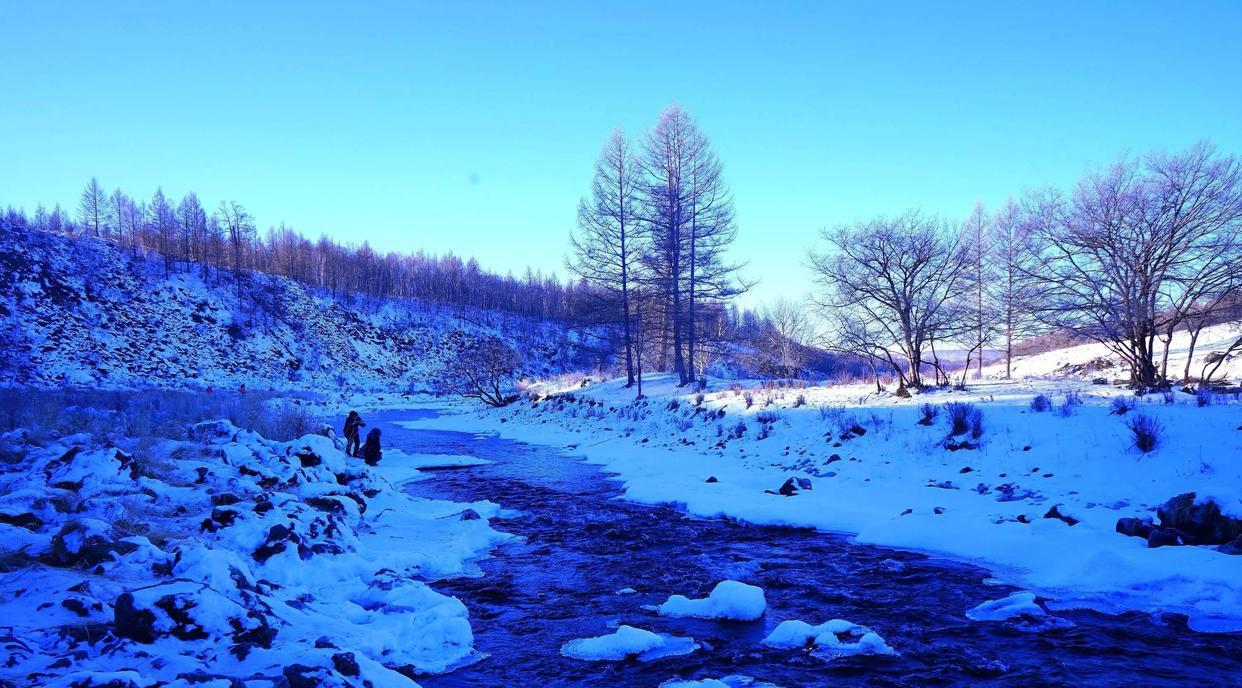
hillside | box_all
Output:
[0,224,596,391]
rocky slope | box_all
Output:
[0,223,594,391]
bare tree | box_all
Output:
[433,329,522,407]
[78,177,106,238]
[1032,143,1242,388]
[810,211,970,391]
[568,128,644,387]
[989,197,1048,378]
[758,298,813,378]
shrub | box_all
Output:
[1162,389,1176,405]
[756,410,782,425]
[968,407,984,439]
[1127,413,1163,453]
[1108,396,1135,415]
[917,403,938,426]
[731,420,748,438]
[794,393,807,408]
[1030,394,1051,412]
[943,402,983,434]
[694,393,705,407]
[1063,390,1082,407]
[1196,387,1216,408]
[743,391,754,409]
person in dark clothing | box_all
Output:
[343,411,365,457]
[360,428,382,466]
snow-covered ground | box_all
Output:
[0,418,511,686]
[409,343,1242,634]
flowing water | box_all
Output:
[374,409,1242,688]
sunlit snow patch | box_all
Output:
[561,624,698,662]
[657,580,766,621]
[762,619,897,659]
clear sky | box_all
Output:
[3,1,1240,307]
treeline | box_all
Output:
[568,105,750,392]
[809,142,1242,391]
[2,184,581,321]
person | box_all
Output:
[360,428,382,466]
[343,411,365,457]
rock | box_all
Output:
[1043,505,1079,526]
[959,466,973,474]
[114,581,276,649]
[295,449,322,468]
[332,652,361,677]
[1156,492,1242,545]
[192,420,237,443]
[0,511,42,530]
[1217,535,1242,555]
[254,523,302,563]
[1147,527,1194,548]
[50,519,135,568]
[1116,517,1154,539]
[459,509,482,521]
[705,476,718,483]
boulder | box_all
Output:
[114,581,276,649]
[1043,505,1079,527]
[1115,517,1154,539]
[1147,527,1194,548]
[50,519,135,568]
[1156,492,1242,545]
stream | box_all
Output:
[375,409,1242,687]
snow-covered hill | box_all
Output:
[0,224,595,391]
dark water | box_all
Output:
[374,409,1242,688]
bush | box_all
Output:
[793,393,807,408]
[694,393,705,407]
[1162,389,1176,405]
[917,403,938,426]
[968,407,984,439]
[944,402,978,436]
[743,391,754,409]
[1109,396,1135,415]
[756,410,782,425]
[1196,387,1216,407]
[431,328,522,407]
[1030,394,1052,412]
[1127,413,1163,453]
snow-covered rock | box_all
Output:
[657,580,767,621]
[561,625,698,662]
[966,592,1046,621]
[762,618,896,658]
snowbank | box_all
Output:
[657,580,767,621]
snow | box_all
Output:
[762,618,897,657]
[560,624,697,661]
[409,365,1242,633]
[0,418,514,685]
[966,592,1046,621]
[657,580,767,621]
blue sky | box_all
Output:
[2,1,1240,306]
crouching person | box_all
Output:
[361,428,383,466]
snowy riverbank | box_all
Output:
[406,374,1242,634]
[0,417,510,687]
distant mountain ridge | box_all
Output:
[0,223,595,390]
